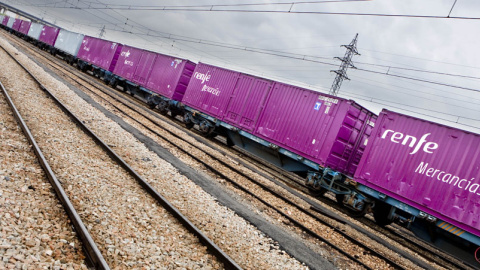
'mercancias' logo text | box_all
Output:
[381,129,439,154]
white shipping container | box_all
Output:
[27,22,43,40]
[54,29,84,57]
[7,16,14,28]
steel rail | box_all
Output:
[0,81,109,269]
[0,44,242,270]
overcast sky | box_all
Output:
[3,0,480,132]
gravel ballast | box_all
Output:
[0,33,316,269]
[0,81,87,268]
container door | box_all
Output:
[132,51,157,86]
[224,75,272,132]
[326,105,375,175]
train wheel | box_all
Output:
[335,194,345,206]
[199,120,214,137]
[157,101,168,115]
[147,102,156,109]
[184,113,194,129]
[373,201,393,227]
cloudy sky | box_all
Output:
[3,0,480,132]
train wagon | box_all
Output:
[182,62,376,201]
[18,20,31,36]
[52,29,84,64]
[76,35,123,78]
[106,45,195,115]
[354,109,480,266]
[38,25,59,50]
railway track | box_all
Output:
[221,143,476,270]
[3,32,451,270]
[5,31,474,269]
[0,40,240,269]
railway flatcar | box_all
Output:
[353,109,480,266]
[52,29,84,64]
[38,25,59,50]
[105,44,195,115]
[182,62,376,205]
[76,35,123,79]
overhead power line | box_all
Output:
[340,92,480,131]
[23,0,371,9]
[25,1,480,20]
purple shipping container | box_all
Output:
[77,36,123,72]
[12,18,22,31]
[132,50,157,86]
[113,45,195,100]
[39,25,59,46]
[113,45,143,81]
[2,16,9,26]
[355,109,480,237]
[183,63,376,175]
[143,54,196,101]
[19,20,31,35]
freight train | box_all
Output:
[1,14,479,267]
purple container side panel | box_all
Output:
[39,25,59,46]
[355,110,480,236]
[113,45,143,81]
[27,23,43,40]
[183,63,240,119]
[132,50,157,86]
[223,74,273,132]
[12,19,22,31]
[77,36,121,71]
[2,16,8,26]
[254,83,375,175]
[144,56,193,100]
[255,85,349,168]
[19,21,31,35]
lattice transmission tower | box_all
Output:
[329,33,359,96]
